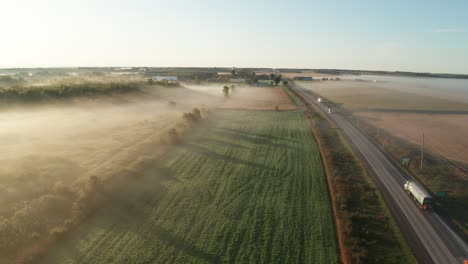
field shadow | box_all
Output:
[150,224,221,263]
[198,137,250,150]
[212,128,294,149]
[185,143,275,171]
[219,127,297,143]
[103,195,221,263]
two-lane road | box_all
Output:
[291,84,468,264]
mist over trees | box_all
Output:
[223,86,230,98]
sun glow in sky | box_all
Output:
[1,0,468,73]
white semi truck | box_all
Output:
[404,180,432,210]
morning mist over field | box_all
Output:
[1,1,468,264]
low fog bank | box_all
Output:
[0,86,222,212]
[0,85,222,262]
[338,75,468,104]
[184,83,295,110]
[1,82,291,262]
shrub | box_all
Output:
[49,226,67,238]
[167,128,179,144]
[182,112,198,124]
[192,108,201,119]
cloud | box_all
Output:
[433,28,466,33]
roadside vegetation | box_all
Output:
[39,110,339,264]
[284,85,415,263]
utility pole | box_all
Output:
[420,133,425,169]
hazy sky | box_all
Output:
[1,0,468,73]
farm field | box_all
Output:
[356,112,468,164]
[39,110,339,264]
[298,80,468,167]
[185,84,296,110]
[222,87,296,110]
[297,79,468,241]
[0,85,222,262]
[297,80,468,112]
[0,86,217,215]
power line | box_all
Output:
[424,140,468,171]
[421,133,424,169]
[425,144,468,173]
[429,150,468,181]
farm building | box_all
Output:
[217,72,231,76]
[152,76,178,81]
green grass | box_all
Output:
[40,110,339,264]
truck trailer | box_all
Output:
[404,180,432,210]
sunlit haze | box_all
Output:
[1,0,468,73]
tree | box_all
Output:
[274,74,282,85]
[223,86,230,98]
[167,128,179,144]
[183,112,198,124]
[192,108,201,120]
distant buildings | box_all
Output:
[217,72,231,76]
[152,76,178,82]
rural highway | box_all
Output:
[291,84,468,264]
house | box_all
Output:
[152,76,178,82]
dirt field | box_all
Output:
[357,112,468,163]
[185,84,296,110]
[221,87,296,110]
[297,81,468,112]
[299,80,468,166]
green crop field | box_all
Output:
[39,110,338,264]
